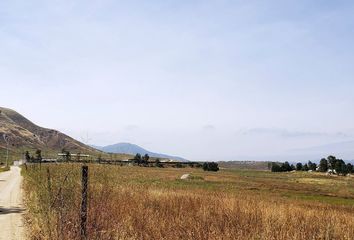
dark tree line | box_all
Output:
[271,161,294,172]
[271,156,354,176]
[25,150,42,163]
[132,153,218,171]
[133,153,150,165]
[317,156,353,175]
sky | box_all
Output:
[1,0,354,161]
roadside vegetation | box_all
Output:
[23,163,354,240]
[0,165,10,172]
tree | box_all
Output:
[134,153,142,164]
[97,155,102,164]
[203,162,219,172]
[65,151,71,161]
[61,149,71,162]
[308,161,317,171]
[155,158,163,168]
[327,155,337,169]
[281,162,292,172]
[142,154,150,164]
[35,149,42,163]
[319,158,328,172]
[335,160,347,175]
[25,151,31,162]
[347,163,353,173]
[302,164,309,171]
[271,163,282,172]
[296,163,303,171]
[291,164,296,171]
[341,162,349,175]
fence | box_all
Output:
[23,164,94,239]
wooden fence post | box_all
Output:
[81,165,89,240]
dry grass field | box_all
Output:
[22,164,354,240]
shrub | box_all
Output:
[202,162,219,172]
[175,163,184,168]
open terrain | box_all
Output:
[23,164,354,240]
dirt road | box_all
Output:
[0,166,25,240]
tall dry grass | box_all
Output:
[23,164,354,240]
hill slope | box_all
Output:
[93,143,187,161]
[0,107,96,153]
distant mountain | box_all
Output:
[0,107,98,153]
[92,143,187,162]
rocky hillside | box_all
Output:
[0,107,96,153]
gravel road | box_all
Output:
[0,166,25,240]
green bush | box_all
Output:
[202,162,219,172]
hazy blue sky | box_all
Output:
[1,0,354,161]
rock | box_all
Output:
[180,174,190,180]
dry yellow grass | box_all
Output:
[22,164,354,240]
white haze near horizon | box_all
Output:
[1,0,354,161]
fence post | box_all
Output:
[81,165,89,240]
